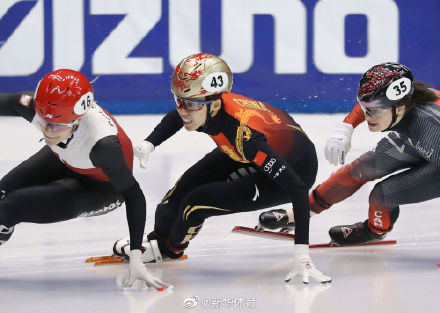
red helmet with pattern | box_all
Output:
[171,53,233,99]
[357,62,414,108]
[34,69,94,123]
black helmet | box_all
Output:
[357,62,414,108]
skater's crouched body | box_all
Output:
[115,53,331,284]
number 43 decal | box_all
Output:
[202,72,229,93]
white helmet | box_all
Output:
[171,53,233,99]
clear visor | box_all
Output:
[36,114,79,131]
[360,104,392,117]
[357,98,390,108]
[174,95,212,111]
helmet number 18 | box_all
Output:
[81,95,91,110]
[74,91,94,115]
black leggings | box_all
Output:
[154,144,317,247]
[0,146,124,227]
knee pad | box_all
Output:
[350,153,377,181]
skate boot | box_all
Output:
[258,208,295,233]
[0,225,14,245]
[113,234,164,263]
[113,232,186,263]
[329,220,386,246]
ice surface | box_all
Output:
[0,114,439,313]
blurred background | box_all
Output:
[2,2,440,312]
[1,0,439,114]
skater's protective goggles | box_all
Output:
[174,96,212,111]
[359,103,392,117]
[36,114,79,131]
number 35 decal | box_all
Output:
[202,72,229,93]
[386,77,412,101]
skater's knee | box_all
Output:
[369,183,397,209]
[179,188,214,222]
[155,202,179,221]
[349,155,376,182]
[180,203,208,223]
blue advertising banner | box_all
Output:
[0,0,439,114]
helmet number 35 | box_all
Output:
[74,92,94,115]
[202,72,229,93]
[386,78,412,101]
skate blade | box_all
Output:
[85,254,123,263]
[86,254,188,266]
[232,226,295,241]
[85,254,127,266]
[314,240,398,248]
[233,226,397,247]
[254,224,294,234]
[166,254,188,262]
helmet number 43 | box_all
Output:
[202,72,229,93]
[211,75,224,88]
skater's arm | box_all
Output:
[242,136,310,244]
[90,136,146,250]
[0,92,36,122]
[343,103,366,128]
[145,109,183,147]
[324,102,363,166]
[133,110,183,169]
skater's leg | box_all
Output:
[310,132,422,214]
[329,162,440,245]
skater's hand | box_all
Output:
[324,122,353,166]
[285,244,332,284]
[134,141,154,169]
[125,249,171,290]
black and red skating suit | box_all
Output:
[147,92,317,245]
[0,92,145,249]
[311,89,440,233]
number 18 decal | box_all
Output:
[202,72,229,93]
[74,92,94,115]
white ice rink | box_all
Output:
[1,113,439,313]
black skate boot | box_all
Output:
[258,209,295,233]
[147,231,186,260]
[329,220,386,246]
[0,225,14,245]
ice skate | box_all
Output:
[329,220,386,246]
[112,234,164,263]
[257,208,295,233]
[86,234,188,266]
[0,225,14,245]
